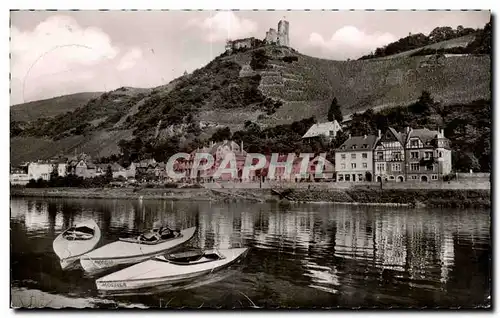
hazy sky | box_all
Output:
[10,10,490,105]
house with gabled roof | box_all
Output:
[374,127,408,182]
[74,160,96,178]
[302,121,342,141]
[335,132,380,182]
[404,127,452,182]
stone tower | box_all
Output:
[277,19,290,47]
[265,28,278,44]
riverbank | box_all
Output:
[10,187,491,208]
[266,188,490,208]
[11,288,147,309]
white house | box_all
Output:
[302,121,342,141]
[27,162,53,181]
[57,163,67,177]
[335,134,380,182]
[10,168,30,185]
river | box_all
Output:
[10,197,491,309]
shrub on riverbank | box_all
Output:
[26,175,113,189]
[279,188,490,207]
[345,189,490,207]
[287,189,354,202]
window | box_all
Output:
[411,175,418,180]
[411,151,419,159]
[439,152,443,158]
[329,130,334,136]
[358,174,363,181]
[341,164,346,169]
[392,152,402,160]
[426,165,434,171]
[351,163,356,169]
[410,163,420,171]
[338,174,344,181]
[351,153,356,159]
[362,153,368,159]
[389,176,395,180]
[352,145,357,149]
[345,174,350,181]
[376,163,385,172]
[431,175,438,180]
[377,152,383,160]
[362,163,368,168]
[341,146,345,150]
[392,163,401,171]
[410,139,419,147]
[362,144,368,149]
[341,154,346,160]
[425,151,433,159]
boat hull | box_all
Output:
[53,219,101,270]
[80,226,197,274]
[96,247,248,292]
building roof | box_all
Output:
[406,128,442,146]
[10,168,26,174]
[387,127,405,145]
[302,121,341,139]
[209,140,246,155]
[188,140,247,159]
[95,164,109,170]
[135,158,158,168]
[110,163,125,171]
[336,135,379,151]
[376,127,407,148]
[156,162,166,169]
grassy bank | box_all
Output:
[10,187,490,208]
[10,187,216,201]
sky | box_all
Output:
[10,10,490,105]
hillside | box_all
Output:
[219,45,490,125]
[10,92,103,122]
[375,33,476,60]
[10,36,491,165]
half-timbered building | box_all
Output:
[374,127,407,182]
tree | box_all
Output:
[328,97,343,123]
[332,130,349,149]
[211,127,232,142]
[429,26,455,43]
[105,165,113,182]
[467,20,492,54]
[453,151,480,172]
[410,91,437,116]
[50,164,59,181]
[250,50,269,70]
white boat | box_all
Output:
[96,247,248,292]
[80,226,197,274]
[52,219,101,270]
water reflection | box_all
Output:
[10,198,491,308]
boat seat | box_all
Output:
[203,253,221,260]
[63,231,94,241]
[62,225,95,240]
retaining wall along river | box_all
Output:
[10,186,490,208]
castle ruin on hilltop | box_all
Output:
[265,19,290,47]
[225,18,290,53]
